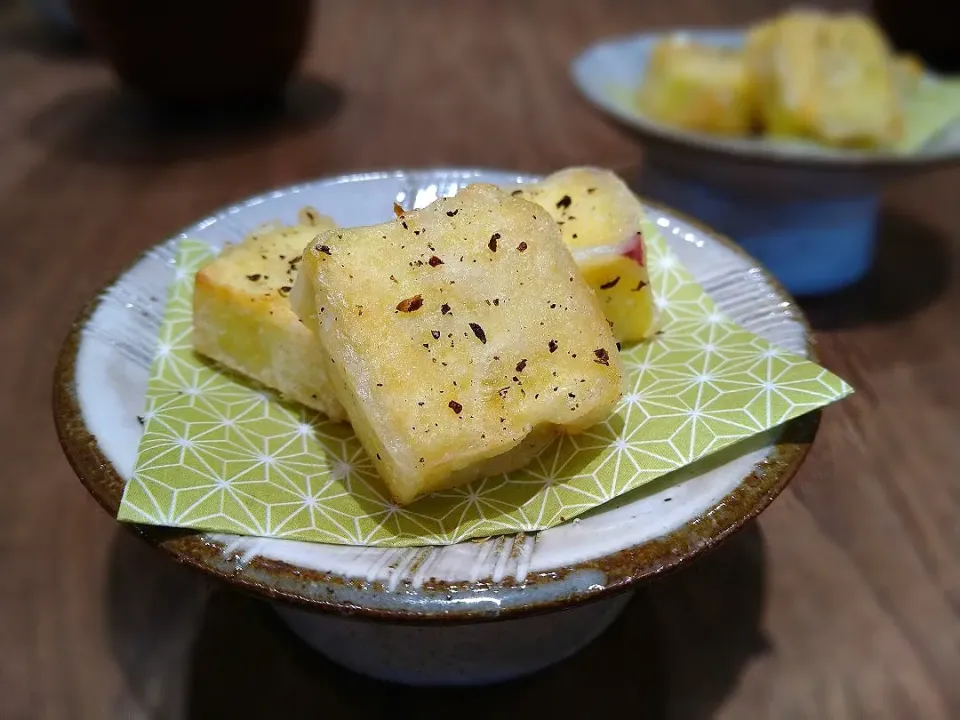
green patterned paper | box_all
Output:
[898,77,960,153]
[118,228,851,546]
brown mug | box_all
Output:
[68,0,314,104]
[874,0,960,73]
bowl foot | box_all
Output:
[639,167,879,297]
[273,590,633,687]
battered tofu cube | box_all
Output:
[745,10,903,147]
[192,217,348,422]
[292,184,623,505]
[637,35,757,136]
[507,168,657,344]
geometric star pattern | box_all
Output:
[118,223,852,547]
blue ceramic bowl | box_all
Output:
[571,29,960,296]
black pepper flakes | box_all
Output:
[446,209,459,217]
[594,348,610,366]
[616,342,622,351]
[517,241,528,252]
[468,323,487,344]
[317,244,331,256]
[556,195,572,210]
[397,295,424,312]
[516,359,527,372]
[440,303,451,315]
[429,256,443,267]
[493,298,499,306]
[632,280,648,292]
[431,330,441,339]
[448,400,463,414]
[510,189,523,196]
[246,273,261,281]
[488,233,500,252]
[548,339,558,353]
[278,286,292,297]
[600,277,621,290]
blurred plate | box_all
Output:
[571,29,960,169]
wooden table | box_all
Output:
[2,0,958,717]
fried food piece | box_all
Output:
[637,35,757,136]
[192,216,348,421]
[506,167,657,344]
[292,184,623,504]
[745,10,903,148]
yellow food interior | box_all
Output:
[508,167,658,344]
[192,218,349,422]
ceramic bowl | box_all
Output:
[571,29,960,296]
[54,168,819,686]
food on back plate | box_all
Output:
[506,167,657,344]
[745,10,903,148]
[192,213,348,422]
[636,35,758,136]
[292,184,623,505]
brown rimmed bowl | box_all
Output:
[53,168,821,686]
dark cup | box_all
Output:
[874,0,960,73]
[68,0,314,105]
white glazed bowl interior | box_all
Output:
[71,168,811,618]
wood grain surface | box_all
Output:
[2,0,959,718]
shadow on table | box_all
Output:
[799,208,953,331]
[25,78,344,167]
[105,521,768,719]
